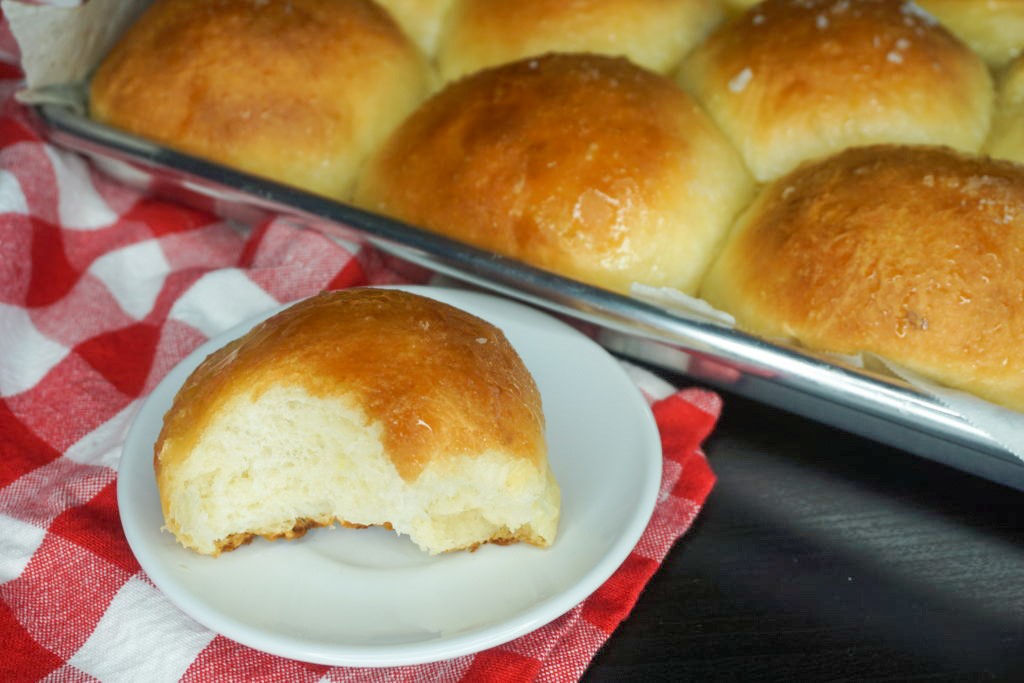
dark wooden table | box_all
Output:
[584,388,1024,681]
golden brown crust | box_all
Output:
[354,53,753,295]
[212,518,377,555]
[154,288,546,483]
[436,0,723,80]
[679,0,993,182]
[189,498,539,556]
[700,144,1024,412]
[89,0,431,200]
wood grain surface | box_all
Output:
[584,387,1024,681]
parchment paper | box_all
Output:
[2,0,149,105]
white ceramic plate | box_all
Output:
[118,285,662,667]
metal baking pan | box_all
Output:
[31,100,1024,492]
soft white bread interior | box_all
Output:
[916,0,1024,69]
[436,0,724,81]
[89,0,433,201]
[154,288,560,556]
[700,144,1024,413]
[678,0,994,182]
[354,53,754,296]
[985,54,1024,165]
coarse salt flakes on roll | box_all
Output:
[699,144,1024,413]
[89,0,433,202]
[435,0,724,82]
[354,53,755,297]
[678,0,994,183]
[154,288,560,556]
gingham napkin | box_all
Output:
[0,26,720,683]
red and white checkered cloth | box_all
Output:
[0,20,720,683]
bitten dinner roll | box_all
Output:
[354,53,755,296]
[436,0,724,81]
[700,145,1024,413]
[89,0,432,201]
[916,0,1024,69]
[986,54,1024,165]
[154,288,560,556]
[679,0,994,182]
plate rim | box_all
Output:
[116,284,663,666]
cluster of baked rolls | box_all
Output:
[90,0,1024,412]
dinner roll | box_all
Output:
[986,54,1024,165]
[916,0,1024,69]
[679,0,994,182]
[155,288,560,556]
[700,145,1024,412]
[436,0,724,82]
[375,0,455,57]
[89,0,432,201]
[354,53,754,296]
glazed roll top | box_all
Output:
[155,288,560,556]
[354,53,754,296]
[89,0,433,201]
[917,0,1024,69]
[436,0,724,81]
[700,145,1024,413]
[679,0,994,182]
